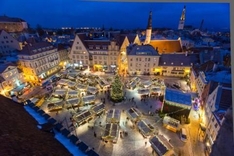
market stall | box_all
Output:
[47,101,64,111]
[73,110,93,126]
[141,80,152,88]
[127,107,142,122]
[149,135,174,156]
[82,95,95,105]
[163,116,180,133]
[137,119,155,138]
[65,98,80,108]
[137,88,150,95]
[102,123,119,143]
[150,87,161,96]
[52,89,67,98]
[106,109,121,124]
[77,84,87,92]
[87,86,98,95]
[67,90,79,98]
[91,103,105,115]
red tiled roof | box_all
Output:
[149,40,182,54]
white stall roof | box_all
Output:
[53,89,67,96]
[82,95,95,103]
[66,98,80,105]
[87,86,98,94]
[138,88,150,95]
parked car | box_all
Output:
[180,128,188,142]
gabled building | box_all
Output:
[69,33,90,69]
[0,15,28,33]
[126,44,160,75]
[18,42,60,84]
[204,83,232,154]
[0,30,21,55]
[0,64,25,96]
[157,53,199,77]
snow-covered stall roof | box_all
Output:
[73,110,92,125]
[77,84,87,90]
[82,95,95,104]
[106,109,121,123]
[91,103,105,114]
[67,90,79,97]
[137,120,154,137]
[53,89,67,96]
[66,98,80,107]
[87,86,98,94]
[102,123,119,142]
[141,80,152,88]
[127,107,142,120]
[138,88,150,95]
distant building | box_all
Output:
[18,42,60,83]
[0,15,28,33]
[57,44,70,69]
[0,30,21,55]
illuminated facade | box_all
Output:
[204,84,232,154]
[0,30,21,55]
[0,16,28,33]
[69,34,89,69]
[18,42,60,83]
[0,64,24,95]
[127,45,160,75]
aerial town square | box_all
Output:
[0,1,232,156]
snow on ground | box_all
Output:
[24,105,86,156]
[54,131,86,156]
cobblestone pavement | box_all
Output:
[37,74,206,156]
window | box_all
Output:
[214,123,218,128]
[148,58,150,61]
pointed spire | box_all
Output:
[180,5,186,21]
[147,11,152,29]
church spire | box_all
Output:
[178,5,186,30]
[144,11,152,45]
[180,5,186,21]
[147,11,152,29]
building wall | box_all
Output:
[127,55,160,75]
[107,41,119,71]
[0,30,21,55]
[58,48,70,69]
[156,66,191,77]
[69,35,90,68]
[18,49,60,83]
[0,66,24,92]
[190,69,197,92]
[0,21,27,33]
[196,71,208,98]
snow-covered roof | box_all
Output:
[165,88,191,106]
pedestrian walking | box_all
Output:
[145,141,147,146]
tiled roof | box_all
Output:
[158,53,199,66]
[149,40,182,54]
[0,16,25,22]
[20,42,55,55]
[192,60,215,76]
[0,95,71,155]
[217,87,232,111]
[127,45,159,56]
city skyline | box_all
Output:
[0,1,230,31]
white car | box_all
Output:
[180,128,188,142]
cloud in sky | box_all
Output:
[0,0,230,31]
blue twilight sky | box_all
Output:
[0,0,230,31]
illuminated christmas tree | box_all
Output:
[110,74,124,102]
